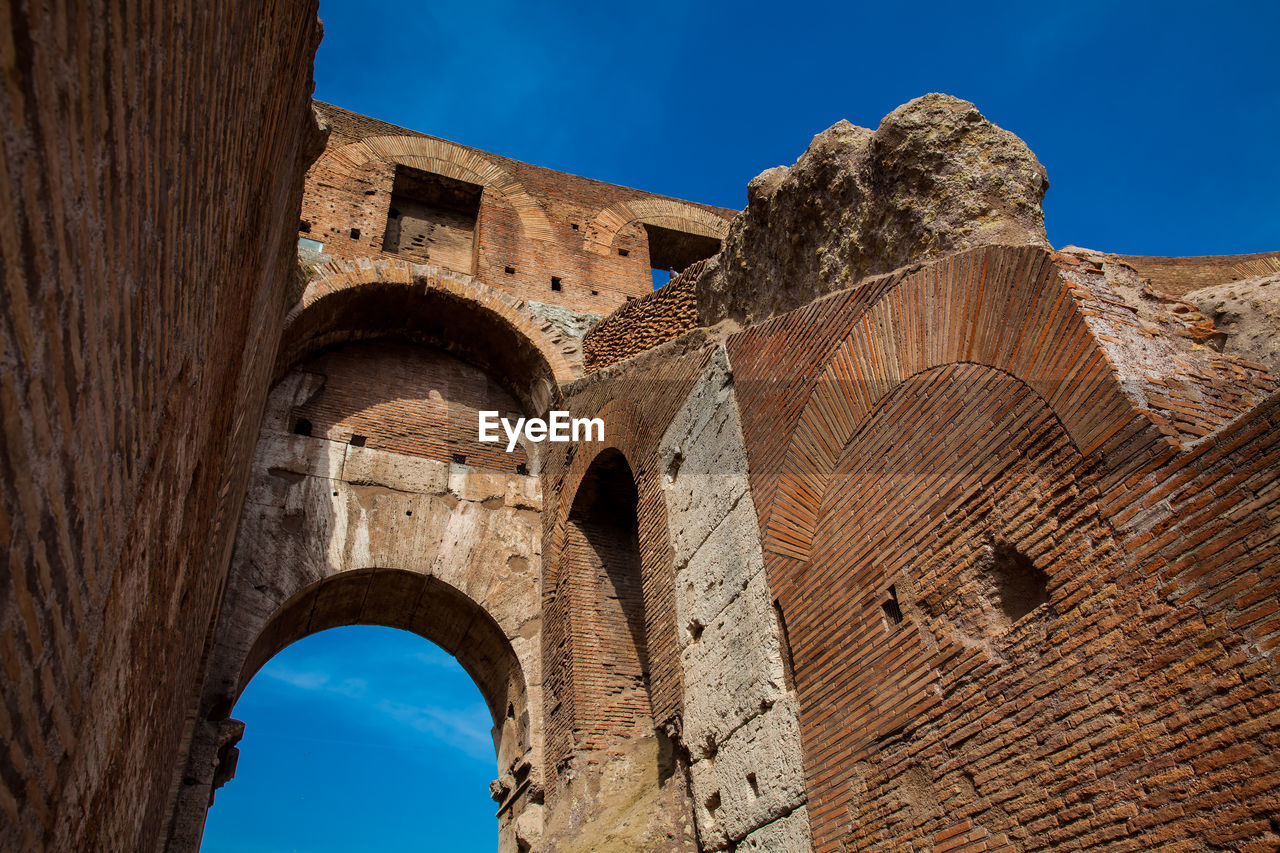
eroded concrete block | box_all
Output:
[734,806,813,852]
[687,696,808,850]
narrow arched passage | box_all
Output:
[563,449,653,743]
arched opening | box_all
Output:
[278,271,574,417]
[183,569,538,853]
[564,448,653,746]
[200,626,497,852]
[285,338,531,475]
[165,273,552,853]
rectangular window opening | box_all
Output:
[298,236,325,253]
[644,222,722,289]
[882,584,904,626]
[452,453,467,465]
[381,165,481,273]
[348,434,367,447]
[551,276,562,292]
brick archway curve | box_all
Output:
[280,259,578,415]
[543,398,686,769]
[324,136,556,242]
[584,197,731,256]
[763,245,1165,562]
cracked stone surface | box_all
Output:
[1187,272,1280,373]
[698,93,1050,327]
[659,347,811,852]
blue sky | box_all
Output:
[207,3,1278,851]
[312,0,1277,256]
[201,627,497,852]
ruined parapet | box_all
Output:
[1186,272,1280,374]
[582,259,708,372]
[699,93,1050,326]
[1113,249,1280,296]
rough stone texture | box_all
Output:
[525,301,604,341]
[539,734,697,853]
[734,808,813,851]
[658,349,810,852]
[686,699,807,850]
[1059,246,1234,353]
[698,93,1050,326]
[1187,273,1280,373]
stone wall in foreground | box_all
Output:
[0,2,324,850]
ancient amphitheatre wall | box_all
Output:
[3,5,1280,849]
[0,2,324,851]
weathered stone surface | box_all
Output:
[539,734,697,853]
[734,807,813,852]
[525,301,603,340]
[658,348,751,567]
[659,348,811,852]
[698,93,1050,326]
[679,569,789,757]
[1187,272,1280,373]
[687,696,808,850]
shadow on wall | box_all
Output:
[566,449,654,735]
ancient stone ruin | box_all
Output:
[3,5,1280,853]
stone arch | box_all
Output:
[164,322,547,851]
[237,569,530,762]
[584,196,731,256]
[282,259,578,415]
[324,136,555,242]
[763,246,1165,561]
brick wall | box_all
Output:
[583,259,707,372]
[289,339,530,474]
[564,457,654,746]
[1115,250,1280,295]
[301,103,735,319]
[0,2,322,850]
[722,243,1280,851]
[541,337,719,782]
